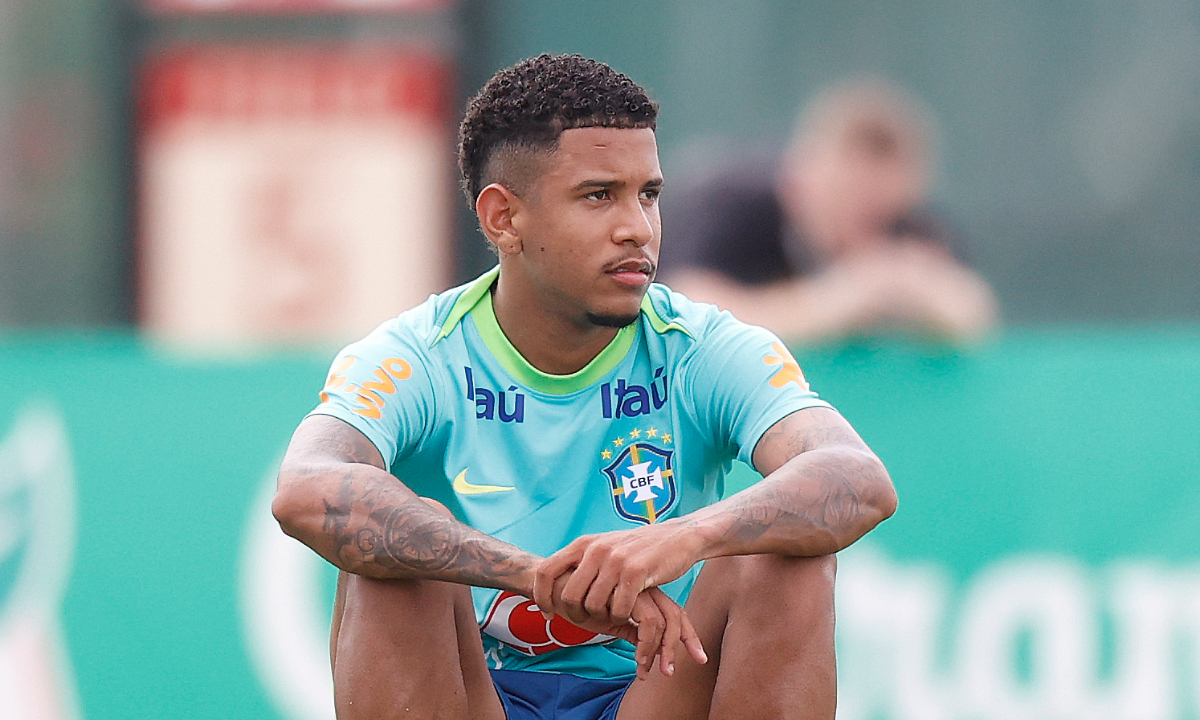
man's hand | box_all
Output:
[803,240,995,341]
[532,527,709,677]
[534,521,703,624]
[555,586,706,679]
[884,240,998,338]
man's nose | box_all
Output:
[614,199,655,247]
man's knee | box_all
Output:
[740,553,835,587]
[729,554,836,617]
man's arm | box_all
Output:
[272,414,541,591]
[668,241,996,344]
[686,406,896,557]
[272,413,705,678]
[534,407,896,622]
[667,268,884,343]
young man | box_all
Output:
[272,54,897,720]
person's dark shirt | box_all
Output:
[659,157,958,286]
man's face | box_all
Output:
[784,127,930,257]
[507,126,662,328]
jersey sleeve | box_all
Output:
[307,323,437,472]
[683,313,831,468]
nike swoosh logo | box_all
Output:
[452,468,515,495]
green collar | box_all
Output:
[434,267,688,395]
[435,267,500,344]
[470,289,635,395]
[639,293,691,336]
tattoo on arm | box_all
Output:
[282,415,536,591]
[320,470,533,588]
[724,455,875,548]
[710,407,893,555]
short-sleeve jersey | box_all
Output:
[311,267,832,680]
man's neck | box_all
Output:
[491,275,622,376]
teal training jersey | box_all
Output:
[311,267,832,679]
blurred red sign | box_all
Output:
[137,46,456,349]
[140,46,451,125]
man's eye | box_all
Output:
[640,188,661,202]
[586,189,610,201]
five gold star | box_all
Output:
[605,427,672,451]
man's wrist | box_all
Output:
[498,554,537,598]
[668,512,727,563]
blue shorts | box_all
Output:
[491,669,631,720]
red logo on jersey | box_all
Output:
[480,591,615,655]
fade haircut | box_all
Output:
[457,53,658,207]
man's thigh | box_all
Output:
[331,571,506,720]
[615,554,836,720]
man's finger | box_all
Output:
[679,605,708,665]
[609,577,640,625]
[632,596,665,681]
[534,546,583,619]
[531,563,559,620]
[559,557,601,617]
[635,619,662,680]
[551,573,592,626]
[648,589,681,676]
[612,625,640,651]
[582,567,621,620]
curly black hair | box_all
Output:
[457,53,658,206]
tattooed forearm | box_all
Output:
[721,450,881,554]
[275,414,539,593]
[688,406,896,558]
[320,467,357,541]
[357,506,531,586]
[310,468,537,591]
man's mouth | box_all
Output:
[605,259,655,287]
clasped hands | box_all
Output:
[529,520,709,680]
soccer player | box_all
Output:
[272,53,897,720]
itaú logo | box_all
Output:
[480,591,614,656]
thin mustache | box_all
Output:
[603,257,656,274]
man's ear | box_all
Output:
[476,183,523,256]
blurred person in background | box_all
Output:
[659,78,997,344]
[273,54,896,720]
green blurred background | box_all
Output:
[5,331,1200,719]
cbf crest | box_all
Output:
[600,427,677,524]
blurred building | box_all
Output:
[1,0,1199,338]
